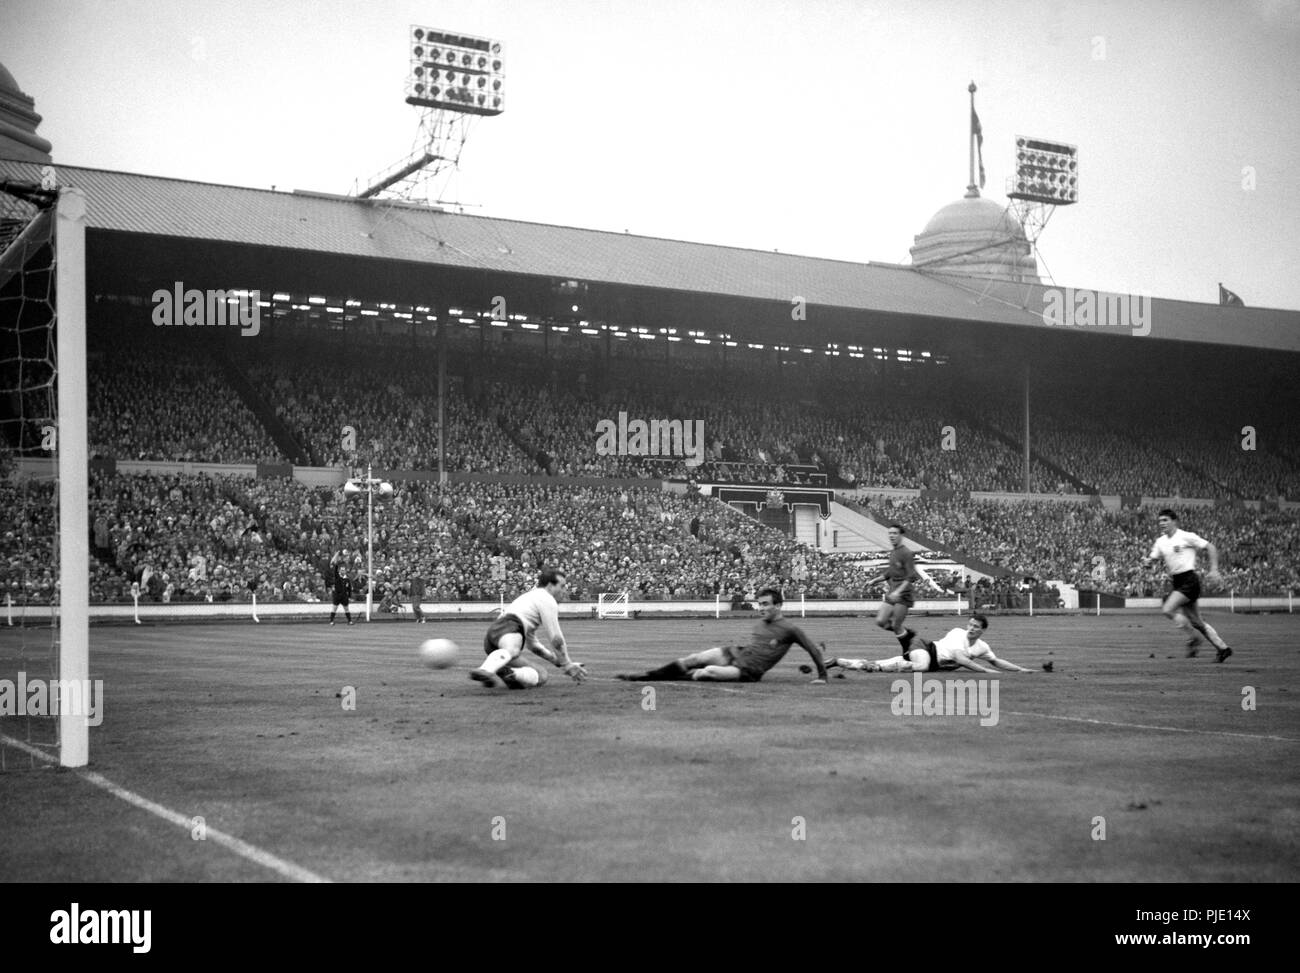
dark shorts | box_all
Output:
[911,639,942,673]
[1169,571,1201,604]
[722,646,766,682]
[332,593,349,607]
[884,589,915,609]
[483,613,527,655]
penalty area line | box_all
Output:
[0,731,331,882]
[1000,711,1300,743]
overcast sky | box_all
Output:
[4,0,1299,309]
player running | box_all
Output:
[616,587,829,683]
[471,568,589,689]
[866,523,923,654]
[1146,509,1233,662]
[821,615,1037,674]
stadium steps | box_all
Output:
[835,500,1009,579]
[494,415,550,473]
[822,501,904,554]
[212,349,310,466]
[213,480,293,554]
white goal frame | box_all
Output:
[56,187,90,767]
[0,183,89,768]
[597,591,630,620]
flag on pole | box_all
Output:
[971,107,986,189]
[1219,283,1245,307]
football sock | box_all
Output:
[875,655,910,672]
[897,629,916,650]
[838,658,871,671]
[641,660,688,680]
[1195,622,1228,650]
[481,648,515,674]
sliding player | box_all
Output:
[866,523,923,654]
[617,587,829,683]
[471,568,589,689]
[1147,509,1233,662]
[823,615,1036,674]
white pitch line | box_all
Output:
[999,711,1300,743]
[0,732,331,883]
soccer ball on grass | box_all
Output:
[418,638,459,669]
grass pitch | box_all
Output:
[2,611,1297,882]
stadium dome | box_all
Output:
[0,61,54,164]
[909,187,1039,282]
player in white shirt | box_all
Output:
[823,615,1037,674]
[1146,509,1233,662]
[470,569,589,689]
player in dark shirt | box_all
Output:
[409,573,426,623]
[616,588,828,683]
[329,563,354,626]
[866,523,922,655]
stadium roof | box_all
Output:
[4,158,1298,352]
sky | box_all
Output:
[3,0,1299,310]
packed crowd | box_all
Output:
[90,471,325,604]
[5,466,1298,605]
[239,478,904,602]
[863,495,1300,596]
[88,336,282,464]
[236,346,534,473]
[1123,413,1300,500]
[1,480,125,603]
[983,400,1299,500]
[74,324,1300,500]
[1,473,944,605]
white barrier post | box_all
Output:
[251,592,260,624]
[1095,593,1100,617]
[801,592,805,618]
[5,592,10,626]
[1290,590,1293,614]
[715,594,720,619]
[1230,590,1235,614]
[131,583,141,625]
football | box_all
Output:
[418,638,459,669]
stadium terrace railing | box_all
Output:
[5,595,1295,624]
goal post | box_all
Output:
[55,187,89,768]
[0,178,89,769]
[596,591,630,620]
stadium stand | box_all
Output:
[6,302,1300,608]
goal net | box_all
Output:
[0,175,89,769]
[596,591,630,620]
